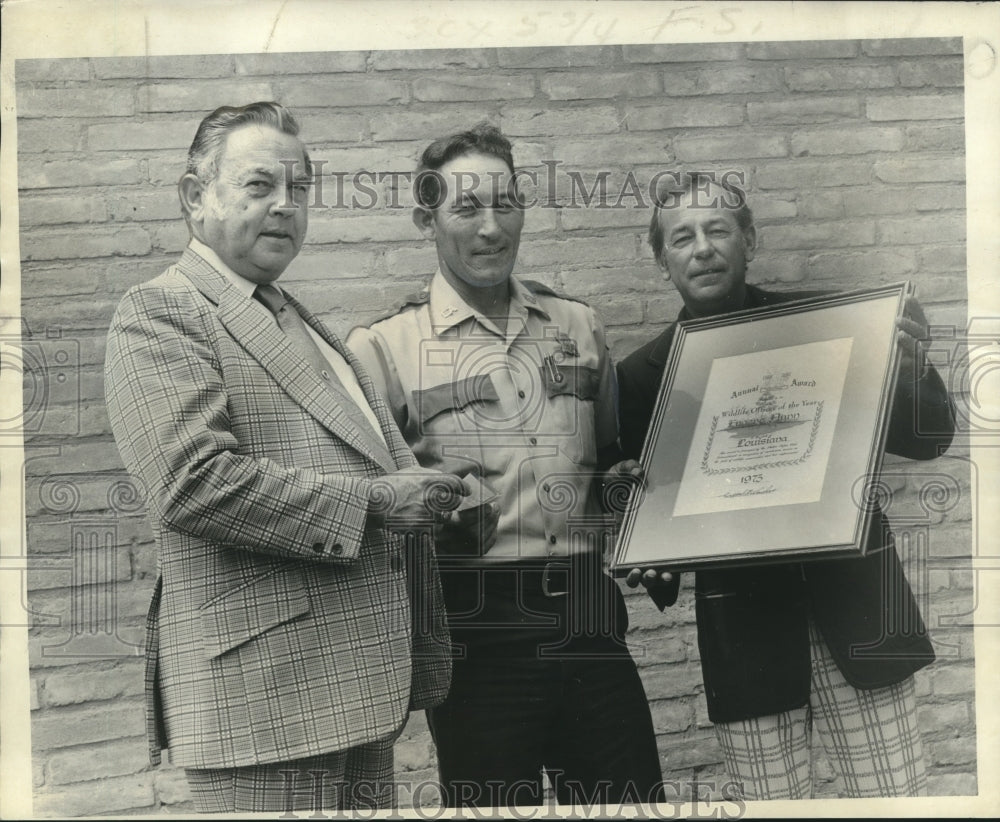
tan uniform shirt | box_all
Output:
[347,272,618,563]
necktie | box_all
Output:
[253,283,384,442]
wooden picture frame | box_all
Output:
[612,283,911,573]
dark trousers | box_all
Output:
[428,560,665,808]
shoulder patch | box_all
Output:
[363,287,431,329]
[520,279,590,307]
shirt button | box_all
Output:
[549,535,557,545]
[331,543,344,555]
[312,542,325,553]
[529,437,537,446]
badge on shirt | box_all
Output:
[555,334,578,358]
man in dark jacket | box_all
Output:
[616,171,955,799]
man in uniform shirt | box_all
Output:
[348,124,664,809]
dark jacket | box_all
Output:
[616,285,955,723]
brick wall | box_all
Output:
[15,40,975,815]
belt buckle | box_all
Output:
[541,563,568,598]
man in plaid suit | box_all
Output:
[105,102,467,813]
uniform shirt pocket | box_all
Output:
[541,362,600,401]
[541,363,600,465]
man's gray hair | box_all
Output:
[185,101,310,183]
[648,171,753,269]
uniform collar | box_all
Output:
[428,270,549,335]
[510,277,551,321]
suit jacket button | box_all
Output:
[391,554,403,572]
[312,542,325,553]
[331,543,344,554]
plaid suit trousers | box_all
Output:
[715,617,927,799]
[185,735,397,813]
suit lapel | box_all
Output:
[292,294,418,470]
[646,325,677,369]
[176,249,399,472]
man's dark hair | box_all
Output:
[648,171,754,269]
[185,101,311,183]
[414,122,515,208]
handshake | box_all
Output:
[367,459,668,564]
[367,467,500,557]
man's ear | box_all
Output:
[742,224,758,262]
[657,258,671,282]
[412,206,436,240]
[178,174,207,224]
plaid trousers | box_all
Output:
[715,617,928,800]
[185,737,396,813]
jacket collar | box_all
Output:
[645,283,771,368]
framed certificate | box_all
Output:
[612,283,911,573]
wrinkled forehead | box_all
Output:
[658,181,743,228]
[435,152,516,202]
[218,124,310,177]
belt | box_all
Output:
[437,555,629,654]
[518,562,574,598]
[440,556,606,599]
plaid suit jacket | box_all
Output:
[105,247,451,769]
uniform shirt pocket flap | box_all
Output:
[413,374,499,425]
[199,565,310,659]
[542,364,600,400]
